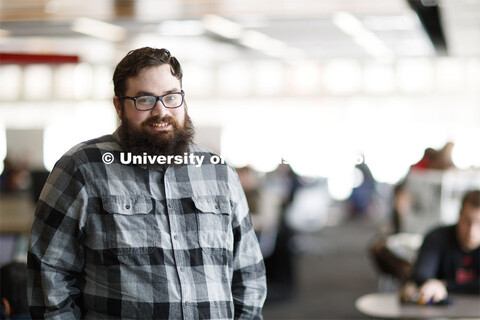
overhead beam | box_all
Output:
[406,0,447,55]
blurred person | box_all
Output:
[0,261,31,319]
[430,142,455,170]
[400,190,480,304]
[410,143,456,171]
[391,142,456,233]
[410,148,438,170]
[263,163,301,302]
[0,158,31,194]
[27,47,266,319]
[348,161,376,218]
[391,183,412,234]
[236,166,261,220]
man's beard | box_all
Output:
[118,111,195,166]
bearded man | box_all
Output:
[27,47,266,320]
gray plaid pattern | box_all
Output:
[27,129,266,319]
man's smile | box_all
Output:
[151,122,169,127]
[146,120,173,131]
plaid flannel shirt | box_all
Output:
[27,129,266,319]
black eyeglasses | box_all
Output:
[119,90,185,111]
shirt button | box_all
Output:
[185,302,189,306]
[174,235,178,240]
[125,204,130,209]
[180,267,184,272]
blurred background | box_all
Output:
[1,0,479,318]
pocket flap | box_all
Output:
[102,195,153,215]
[192,196,231,215]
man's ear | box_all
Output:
[113,97,123,119]
[1,297,11,316]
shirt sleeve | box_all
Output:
[27,154,87,319]
[411,229,443,285]
[228,167,267,320]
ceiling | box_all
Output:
[0,0,479,63]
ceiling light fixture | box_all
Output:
[333,12,394,61]
[202,15,243,40]
[202,14,304,59]
[71,18,126,42]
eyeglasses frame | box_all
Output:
[118,90,185,111]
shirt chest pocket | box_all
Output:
[193,196,233,255]
[102,195,156,255]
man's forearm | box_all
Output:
[232,262,267,320]
[28,258,83,319]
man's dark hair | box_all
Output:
[113,47,183,97]
[0,261,29,315]
[461,190,480,209]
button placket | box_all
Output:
[164,170,193,312]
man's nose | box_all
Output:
[150,100,170,117]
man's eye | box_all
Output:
[138,97,153,103]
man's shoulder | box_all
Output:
[424,224,456,242]
[59,133,121,166]
[66,134,118,154]
[189,143,220,156]
[428,224,455,234]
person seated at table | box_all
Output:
[400,190,480,304]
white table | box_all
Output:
[355,292,480,319]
